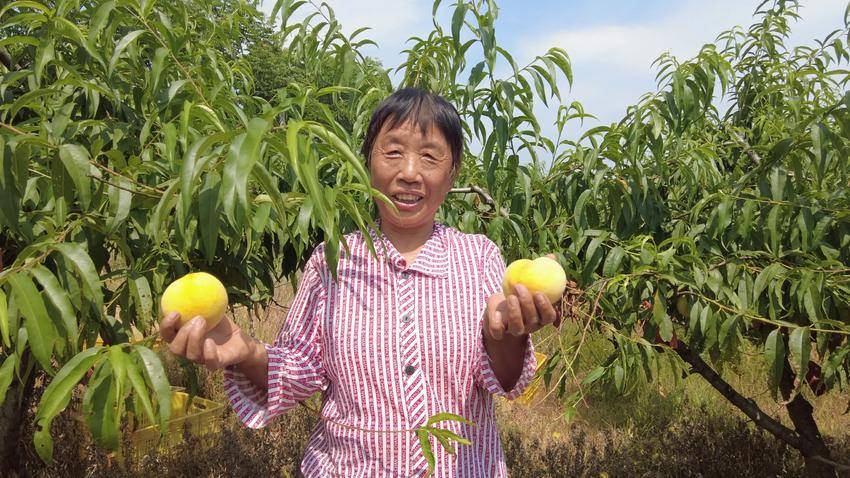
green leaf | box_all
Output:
[124,351,156,427]
[718,315,740,349]
[58,144,92,209]
[426,412,474,427]
[221,119,268,224]
[198,172,221,263]
[128,274,153,330]
[603,246,625,276]
[0,0,50,16]
[0,289,9,349]
[767,206,781,255]
[432,429,456,456]
[451,3,467,50]
[34,38,54,85]
[0,353,17,405]
[429,427,471,446]
[30,266,78,356]
[653,292,673,342]
[764,329,786,397]
[582,366,606,385]
[573,189,591,228]
[53,17,103,65]
[53,243,104,315]
[416,429,436,474]
[179,133,228,233]
[0,136,20,233]
[251,162,287,222]
[149,180,179,244]
[134,345,171,431]
[753,263,783,303]
[86,0,115,45]
[106,176,133,233]
[108,345,128,398]
[34,346,104,463]
[108,30,145,76]
[83,359,120,449]
[8,273,57,372]
[789,326,811,389]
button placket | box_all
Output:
[396,264,426,434]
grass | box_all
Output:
[10,281,850,477]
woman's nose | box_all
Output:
[398,156,420,181]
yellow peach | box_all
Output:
[160,272,228,330]
[502,257,567,304]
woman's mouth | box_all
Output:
[391,193,423,211]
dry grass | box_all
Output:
[10,281,850,477]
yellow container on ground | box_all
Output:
[514,352,548,405]
[125,389,225,462]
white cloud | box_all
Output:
[520,0,848,135]
[255,0,847,144]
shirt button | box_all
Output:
[401,313,412,323]
[404,365,415,376]
[400,271,409,280]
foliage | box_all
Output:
[0,0,393,462]
[1,0,849,472]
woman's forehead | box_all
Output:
[377,120,449,147]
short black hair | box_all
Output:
[361,87,464,171]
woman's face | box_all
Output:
[369,120,456,232]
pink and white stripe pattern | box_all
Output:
[223,223,537,477]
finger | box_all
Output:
[536,293,557,325]
[167,318,194,358]
[513,284,539,329]
[184,317,208,363]
[506,295,524,336]
[486,296,506,340]
[203,338,222,370]
[159,312,181,343]
[545,253,556,260]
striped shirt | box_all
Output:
[223,223,537,477]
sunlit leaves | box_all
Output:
[2,0,849,467]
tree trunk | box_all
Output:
[780,360,837,478]
[0,354,34,475]
[672,340,843,476]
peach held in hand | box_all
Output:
[502,257,567,304]
[160,272,229,330]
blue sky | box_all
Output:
[262,0,847,137]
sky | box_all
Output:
[260,0,848,138]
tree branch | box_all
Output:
[449,185,509,217]
[728,129,762,164]
[674,339,850,474]
[87,174,161,199]
[672,340,803,450]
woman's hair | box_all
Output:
[361,87,464,171]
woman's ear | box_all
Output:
[451,162,461,181]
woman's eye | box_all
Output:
[386,150,402,157]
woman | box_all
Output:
[159,88,561,477]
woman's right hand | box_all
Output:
[159,313,257,371]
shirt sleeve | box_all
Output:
[223,251,329,428]
[474,238,538,400]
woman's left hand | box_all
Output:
[483,283,559,342]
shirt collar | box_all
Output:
[367,221,450,278]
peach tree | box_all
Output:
[1,0,849,476]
